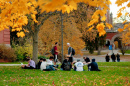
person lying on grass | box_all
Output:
[74,59,84,71]
[21,58,36,69]
[87,59,101,71]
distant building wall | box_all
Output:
[0,29,10,47]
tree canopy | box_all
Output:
[0,0,112,37]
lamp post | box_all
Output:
[60,11,64,63]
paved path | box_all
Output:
[74,49,129,62]
[73,56,125,62]
[0,49,129,66]
[0,64,27,66]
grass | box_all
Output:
[0,62,130,86]
[126,50,130,54]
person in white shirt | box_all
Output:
[40,59,47,71]
[46,56,55,71]
[74,59,84,71]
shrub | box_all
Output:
[38,55,49,59]
[0,44,16,62]
[13,42,32,61]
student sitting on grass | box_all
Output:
[88,59,101,71]
[83,57,90,63]
[21,58,36,69]
[74,59,84,71]
[46,56,55,71]
[36,58,43,69]
[40,58,47,71]
[61,57,72,71]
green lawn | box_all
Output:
[0,62,130,86]
[126,50,130,54]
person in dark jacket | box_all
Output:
[67,43,74,66]
[88,59,101,71]
[111,53,116,62]
[36,58,43,69]
[61,57,72,71]
[83,57,90,63]
[116,53,120,62]
[105,54,110,62]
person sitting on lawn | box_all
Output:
[88,59,101,71]
[83,57,90,63]
[46,56,55,71]
[40,58,47,71]
[61,57,72,71]
[21,58,36,69]
[36,58,43,69]
[74,59,84,71]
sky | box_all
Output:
[110,0,128,18]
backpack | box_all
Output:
[72,48,75,55]
[51,47,54,55]
[64,62,71,71]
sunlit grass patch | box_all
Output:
[0,62,130,86]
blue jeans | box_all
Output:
[117,60,120,62]
[46,65,55,71]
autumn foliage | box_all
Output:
[0,44,16,61]
[116,0,130,45]
[38,14,85,56]
[0,0,112,37]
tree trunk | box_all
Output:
[97,46,101,55]
[32,30,39,64]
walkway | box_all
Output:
[74,49,130,62]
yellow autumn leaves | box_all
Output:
[115,0,130,44]
[0,0,129,38]
[0,0,113,38]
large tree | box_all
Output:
[0,0,112,63]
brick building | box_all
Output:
[0,29,10,47]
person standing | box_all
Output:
[116,53,120,62]
[105,54,110,62]
[54,42,59,65]
[111,53,116,62]
[67,43,74,65]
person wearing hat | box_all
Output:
[74,59,84,71]
[88,59,101,71]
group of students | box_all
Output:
[21,56,57,71]
[21,56,101,71]
[61,56,101,71]
[21,42,101,71]
[105,53,120,62]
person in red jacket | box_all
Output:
[54,42,59,65]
